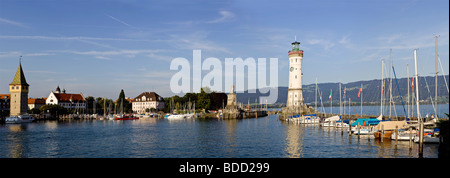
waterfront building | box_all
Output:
[132,92,165,113]
[0,94,10,112]
[281,37,314,119]
[28,98,46,110]
[226,85,237,107]
[287,37,304,108]
[45,86,87,111]
[9,61,29,116]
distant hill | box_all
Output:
[236,75,449,105]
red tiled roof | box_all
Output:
[0,94,11,100]
[54,93,85,102]
[28,98,46,104]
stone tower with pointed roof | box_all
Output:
[9,61,29,116]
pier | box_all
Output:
[222,85,268,119]
[222,107,267,119]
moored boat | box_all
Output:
[391,129,417,141]
[5,115,34,124]
[114,114,139,120]
[321,115,340,126]
[373,121,408,139]
[167,114,185,120]
[414,129,439,143]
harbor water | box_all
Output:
[0,113,439,158]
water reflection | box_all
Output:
[6,124,28,158]
[223,119,239,157]
[0,115,439,158]
[283,122,304,158]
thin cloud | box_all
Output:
[0,35,149,42]
[106,14,140,30]
[167,10,235,25]
[0,17,27,28]
[207,11,235,23]
[0,51,55,58]
[47,49,165,60]
[169,31,232,53]
[306,39,335,50]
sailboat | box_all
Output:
[114,98,138,120]
[165,98,186,120]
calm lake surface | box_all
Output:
[0,114,439,158]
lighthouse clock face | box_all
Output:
[290,67,294,72]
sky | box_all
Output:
[0,0,449,100]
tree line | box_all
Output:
[32,88,228,116]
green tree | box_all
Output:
[29,108,41,114]
[40,104,68,116]
[85,96,95,114]
[197,88,211,110]
[117,89,132,113]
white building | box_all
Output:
[132,92,165,114]
[287,38,304,108]
[45,86,86,110]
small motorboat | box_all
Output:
[5,115,34,124]
[114,114,139,120]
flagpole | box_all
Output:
[315,77,317,115]
[381,59,384,118]
[330,89,332,114]
[339,82,342,116]
[361,83,363,116]
[407,63,410,119]
[343,87,346,117]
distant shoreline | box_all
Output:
[266,102,449,108]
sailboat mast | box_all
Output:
[389,48,393,120]
[434,35,439,118]
[407,64,410,119]
[330,89,332,114]
[414,49,421,119]
[104,97,106,116]
[414,49,424,154]
[339,82,342,116]
[381,59,384,117]
[360,83,363,116]
[315,77,317,114]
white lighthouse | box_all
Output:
[286,37,304,108]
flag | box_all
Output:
[329,90,332,101]
[411,77,414,94]
[357,86,362,98]
[382,81,385,94]
[343,87,346,99]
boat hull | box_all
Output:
[115,117,139,120]
[167,115,185,120]
[374,131,393,139]
[414,135,440,143]
[391,132,416,141]
[5,115,34,124]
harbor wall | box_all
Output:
[222,108,267,119]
